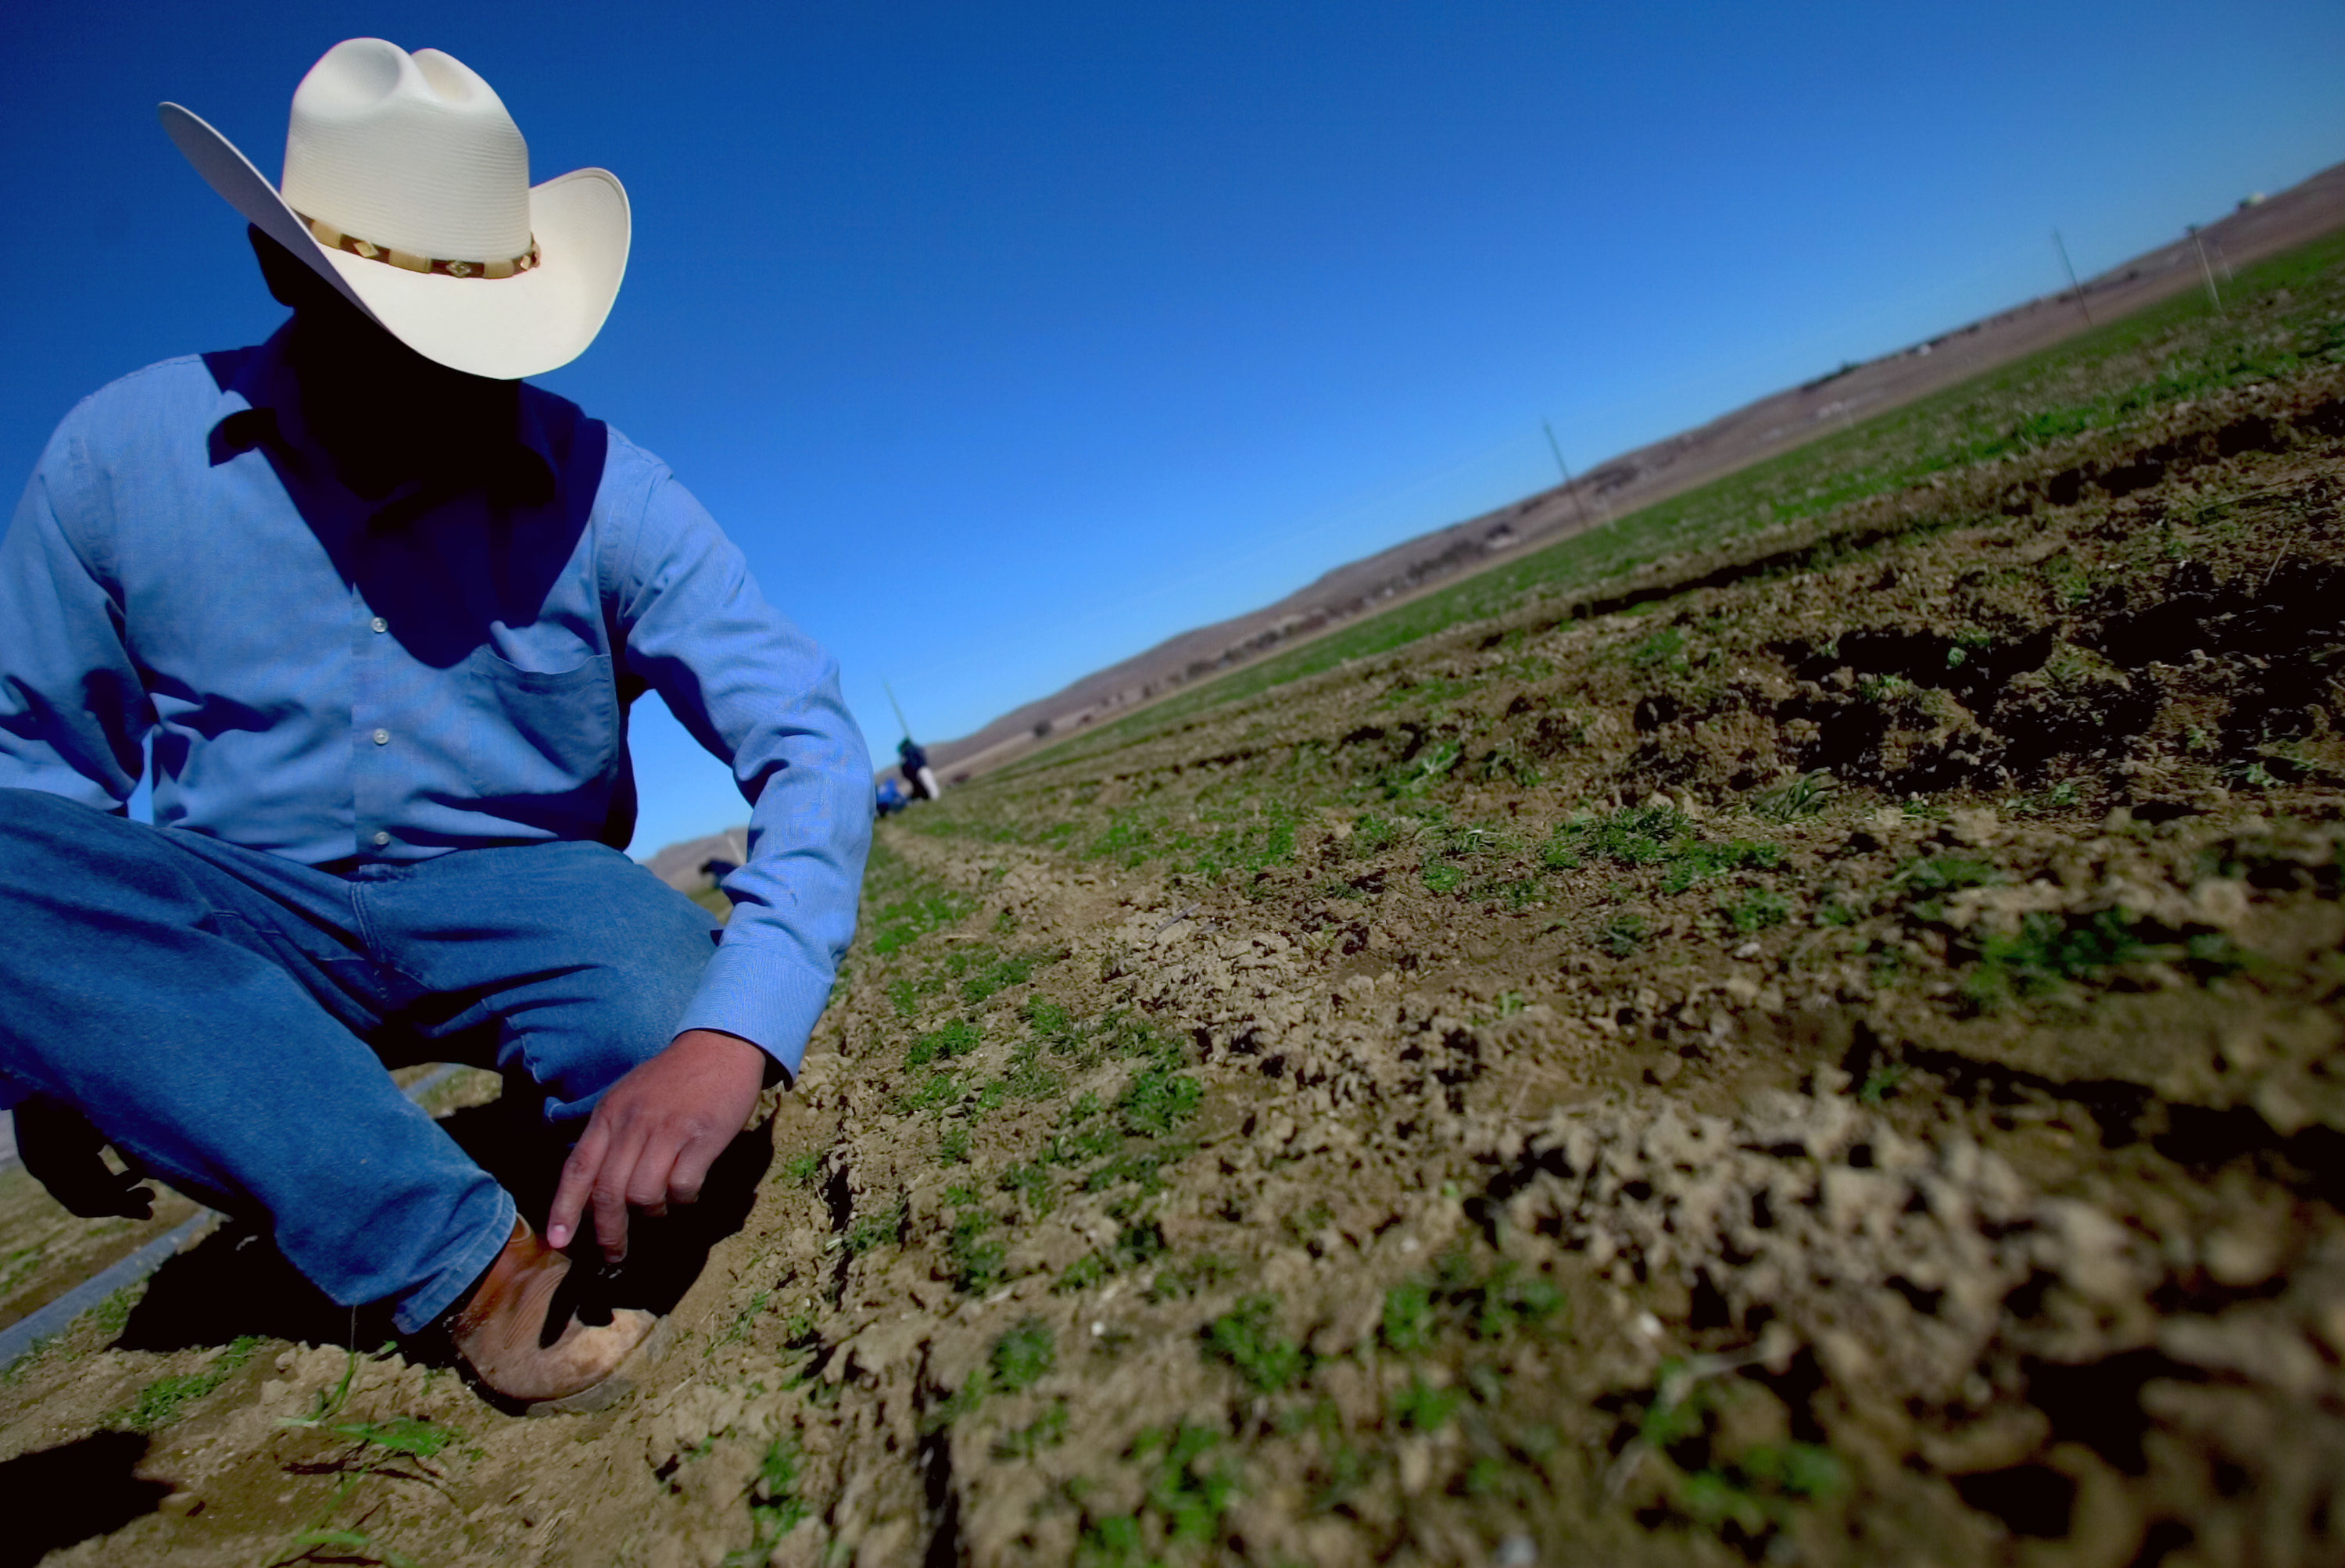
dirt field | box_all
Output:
[924,164,2345,786]
[5,239,2345,1568]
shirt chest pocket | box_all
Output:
[463,648,619,800]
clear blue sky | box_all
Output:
[8,3,2343,855]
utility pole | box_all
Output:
[2051,229,2093,327]
[2187,224,2224,313]
[1542,418,1592,528]
[882,678,914,741]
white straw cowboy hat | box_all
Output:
[159,38,628,380]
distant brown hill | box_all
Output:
[643,825,750,893]
[918,159,2345,785]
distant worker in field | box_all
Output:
[0,41,871,1407]
[899,736,943,802]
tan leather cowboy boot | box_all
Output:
[446,1217,656,1403]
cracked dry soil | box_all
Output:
[7,328,2345,1568]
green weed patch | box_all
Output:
[896,1070,966,1115]
[1077,1423,1235,1566]
[1114,1065,1202,1140]
[1681,1443,1846,1537]
[1380,1257,1565,1353]
[972,1040,1062,1112]
[960,950,1042,1004]
[1752,771,1837,822]
[113,1335,260,1432]
[928,1317,1058,1431]
[1054,1223,1168,1295]
[993,1402,1069,1459]
[863,844,978,957]
[306,1415,463,1460]
[906,1017,981,1068]
[286,1530,419,1568]
[1381,739,1464,798]
[1201,1294,1306,1393]
[1598,912,1649,957]
[1144,1251,1240,1304]
[1542,805,1688,870]
[1389,1373,1462,1433]
[947,1213,1005,1294]
[842,1204,904,1258]
[990,1318,1056,1391]
[1959,908,2149,1007]
[1723,889,1792,933]
[725,1433,807,1567]
[1665,839,1783,893]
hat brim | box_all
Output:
[159,103,628,381]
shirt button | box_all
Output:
[370,616,388,634]
[372,729,391,746]
[372,831,391,847]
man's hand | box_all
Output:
[16,1096,154,1220]
[546,1030,768,1262]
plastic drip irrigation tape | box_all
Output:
[0,1213,214,1372]
[0,1062,474,1373]
[399,1062,467,1108]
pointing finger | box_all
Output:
[546,1119,611,1251]
[591,1126,649,1264]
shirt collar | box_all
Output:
[205,324,300,467]
[206,321,557,503]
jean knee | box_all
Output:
[0,792,197,938]
[0,789,108,880]
[585,972,696,1074]
[515,905,714,1109]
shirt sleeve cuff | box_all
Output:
[672,934,838,1082]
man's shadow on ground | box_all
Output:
[118,1098,773,1356]
[0,1430,172,1568]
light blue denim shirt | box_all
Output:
[0,325,872,1076]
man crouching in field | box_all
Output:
[0,40,869,1406]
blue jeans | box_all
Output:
[0,789,720,1332]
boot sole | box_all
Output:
[522,1314,675,1417]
